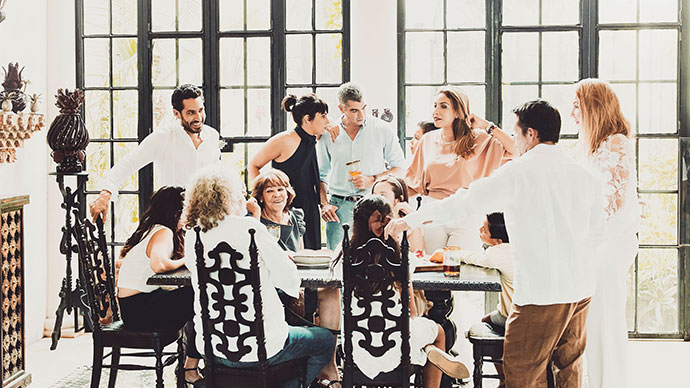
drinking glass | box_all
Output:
[267,225,281,241]
[346,160,362,177]
[443,246,461,277]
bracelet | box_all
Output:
[487,122,497,136]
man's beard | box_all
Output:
[181,117,202,134]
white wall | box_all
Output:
[0,0,48,344]
[351,0,399,124]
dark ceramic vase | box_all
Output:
[47,89,89,172]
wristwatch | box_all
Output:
[487,122,497,136]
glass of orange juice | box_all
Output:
[346,160,361,177]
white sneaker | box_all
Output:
[425,345,470,379]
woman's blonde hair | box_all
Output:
[251,169,296,211]
[184,165,246,232]
[437,86,476,158]
[575,78,631,154]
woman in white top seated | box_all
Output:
[117,186,202,385]
[183,166,334,388]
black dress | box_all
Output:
[273,126,321,249]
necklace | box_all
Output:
[440,133,454,145]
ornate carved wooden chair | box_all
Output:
[193,227,308,388]
[72,215,185,388]
[341,225,423,388]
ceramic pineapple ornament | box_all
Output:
[0,63,29,113]
[47,88,89,172]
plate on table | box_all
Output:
[296,262,331,269]
[292,249,332,265]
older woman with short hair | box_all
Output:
[183,166,334,388]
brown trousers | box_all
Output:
[503,297,591,388]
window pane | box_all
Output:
[247,37,271,86]
[447,32,485,83]
[112,0,137,34]
[112,38,138,87]
[287,0,312,30]
[85,91,111,139]
[609,83,637,133]
[542,32,578,82]
[462,85,486,120]
[405,0,443,29]
[542,0,579,25]
[221,151,246,180]
[446,0,485,29]
[178,0,202,31]
[636,249,678,333]
[247,0,270,30]
[86,142,111,191]
[316,33,342,84]
[541,84,577,135]
[179,39,203,85]
[219,0,244,31]
[638,193,677,245]
[501,85,538,129]
[405,86,437,137]
[83,0,109,35]
[638,138,678,191]
[405,32,444,84]
[599,31,637,81]
[638,83,677,134]
[113,90,138,139]
[152,0,176,32]
[247,88,271,136]
[502,0,539,26]
[84,38,110,87]
[639,0,679,23]
[314,87,340,122]
[152,89,174,128]
[114,194,139,241]
[113,90,139,139]
[558,138,579,159]
[220,38,244,86]
[220,89,245,137]
[502,32,539,82]
[316,0,343,30]
[639,30,677,81]
[114,142,139,190]
[599,0,637,24]
[152,39,176,87]
[286,34,313,84]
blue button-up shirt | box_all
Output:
[317,116,406,197]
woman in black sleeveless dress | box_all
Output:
[248,94,330,249]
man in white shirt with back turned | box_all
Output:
[89,84,221,221]
[385,99,605,388]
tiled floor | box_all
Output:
[27,333,690,387]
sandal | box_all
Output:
[183,367,205,388]
[311,378,342,388]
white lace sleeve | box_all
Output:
[590,134,635,219]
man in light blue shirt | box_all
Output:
[317,83,406,249]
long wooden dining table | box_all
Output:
[146,263,502,291]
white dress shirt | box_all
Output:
[317,117,406,196]
[101,120,221,200]
[404,144,606,306]
[184,216,300,362]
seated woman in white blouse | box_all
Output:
[116,186,202,385]
[183,166,334,388]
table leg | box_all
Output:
[424,290,458,388]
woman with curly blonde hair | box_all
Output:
[572,78,639,388]
[183,166,334,388]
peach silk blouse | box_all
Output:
[406,130,513,200]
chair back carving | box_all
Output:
[194,227,270,386]
[342,224,412,386]
[72,214,120,330]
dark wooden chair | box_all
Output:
[72,214,185,388]
[193,227,308,388]
[467,322,554,388]
[341,225,423,388]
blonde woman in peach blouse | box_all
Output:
[406,86,516,253]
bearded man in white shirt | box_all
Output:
[89,84,221,221]
[385,99,605,388]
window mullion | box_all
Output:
[137,0,153,214]
[272,0,286,135]
[487,0,502,125]
[202,0,219,131]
